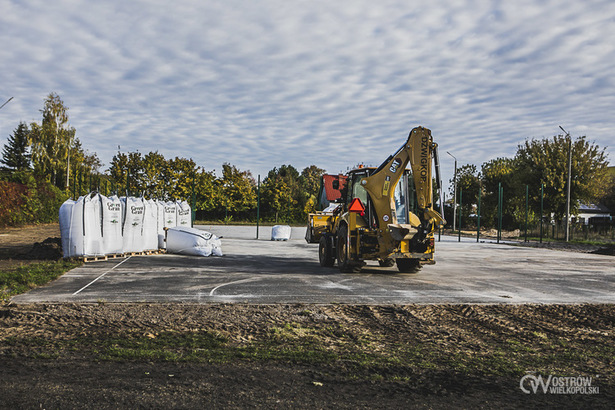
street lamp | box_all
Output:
[0,97,13,110]
[447,151,457,232]
[559,126,572,242]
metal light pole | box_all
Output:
[447,151,457,232]
[560,126,572,242]
[0,97,13,110]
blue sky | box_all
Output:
[1,0,614,195]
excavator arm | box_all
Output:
[360,127,445,258]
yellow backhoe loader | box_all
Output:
[306,126,445,273]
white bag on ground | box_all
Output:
[271,225,292,241]
[122,196,145,253]
[100,194,123,255]
[166,227,223,257]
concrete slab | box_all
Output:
[11,226,615,304]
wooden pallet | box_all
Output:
[82,255,109,263]
[81,249,165,262]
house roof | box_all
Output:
[579,203,611,213]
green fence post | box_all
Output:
[525,185,529,242]
[256,175,261,240]
[438,192,443,242]
[191,175,196,227]
[497,182,502,243]
[458,188,462,242]
[540,183,544,243]
[477,188,481,242]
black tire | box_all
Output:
[396,258,422,273]
[378,258,395,267]
[305,226,313,243]
[337,225,362,273]
[319,235,335,267]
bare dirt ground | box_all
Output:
[1,303,613,409]
[0,224,62,270]
[0,225,613,408]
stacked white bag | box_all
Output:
[142,199,159,251]
[122,196,145,253]
[101,195,123,254]
[59,194,200,258]
[59,199,76,258]
[59,194,105,257]
[176,200,191,228]
[156,200,166,248]
[163,201,177,229]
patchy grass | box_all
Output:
[5,319,613,384]
[0,259,82,301]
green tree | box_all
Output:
[600,167,615,213]
[220,163,257,217]
[449,164,481,226]
[516,134,610,222]
[194,168,221,215]
[299,165,326,215]
[261,165,303,222]
[107,151,144,196]
[299,165,325,198]
[167,157,200,201]
[1,122,31,174]
[480,157,520,228]
[29,93,76,187]
[140,151,167,199]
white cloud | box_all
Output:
[0,0,614,193]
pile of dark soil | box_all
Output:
[22,237,62,260]
[592,245,615,256]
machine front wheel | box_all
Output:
[319,235,335,267]
[378,258,396,267]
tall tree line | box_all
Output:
[449,135,612,230]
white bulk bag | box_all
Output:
[156,200,166,249]
[59,199,75,258]
[142,198,159,251]
[176,200,191,228]
[82,194,104,256]
[122,197,145,253]
[271,225,292,241]
[166,227,223,257]
[67,196,85,257]
[163,201,177,229]
[101,194,123,255]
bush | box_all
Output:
[0,181,28,227]
[0,173,69,228]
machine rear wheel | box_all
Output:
[319,236,335,267]
[396,258,422,273]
